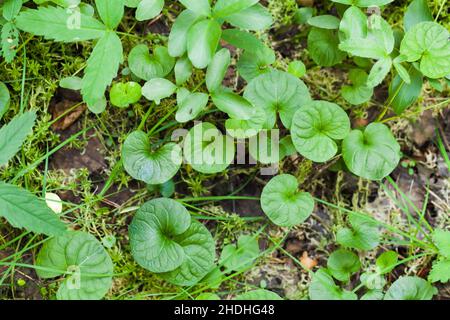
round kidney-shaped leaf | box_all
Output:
[183,122,235,174]
[342,123,401,180]
[261,174,314,227]
[244,70,311,129]
[128,45,175,81]
[291,101,350,163]
[384,276,437,300]
[129,198,192,273]
[327,249,361,282]
[122,131,182,184]
[110,81,142,108]
[36,231,113,300]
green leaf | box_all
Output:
[433,229,450,259]
[339,6,367,41]
[261,174,314,227]
[183,122,235,174]
[342,123,401,180]
[376,251,398,274]
[400,22,450,79]
[196,293,221,300]
[0,181,67,236]
[224,4,273,31]
[404,0,433,31]
[361,289,384,300]
[0,82,10,119]
[389,68,423,114]
[360,272,386,290]
[294,7,314,24]
[248,130,281,164]
[367,56,392,87]
[175,90,209,123]
[95,0,124,29]
[129,198,192,273]
[175,56,193,86]
[219,235,259,272]
[235,289,282,300]
[122,131,182,184]
[237,46,275,82]
[429,259,450,283]
[168,9,201,57]
[81,31,123,110]
[309,268,358,300]
[308,15,340,29]
[331,0,393,7]
[142,78,177,104]
[287,60,306,78]
[136,0,164,21]
[2,0,22,21]
[16,7,106,42]
[36,231,113,300]
[128,44,174,81]
[211,91,254,120]
[0,111,36,166]
[393,57,411,84]
[291,100,350,163]
[225,107,266,139]
[336,214,380,251]
[187,19,222,69]
[244,70,311,129]
[206,48,231,93]
[221,28,267,52]
[327,249,361,282]
[308,28,346,67]
[179,0,211,17]
[213,0,259,18]
[384,276,436,300]
[110,82,142,108]
[60,76,83,91]
[341,69,373,105]
[1,22,19,62]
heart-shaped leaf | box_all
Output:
[327,249,361,282]
[244,70,311,129]
[308,28,346,67]
[260,174,314,227]
[110,81,142,108]
[384,276,437,300]
[183,122,235,174]
[237,46,275,82]
[187,19,222,69]
[336,214,380,251]
[400,22,450,79]
[342,123,401,180]
[291,101,350,163]
[219,235,259,272]
[36,231,113,300]
[142,78,177,104]
[128,44,175,81]
[122,131,182,184]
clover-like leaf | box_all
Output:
[261,174,314,227]
[244,70,311,129]
[129,198,191,273]
[384,276,437,300]
[291,101,350,163]
[400,22,450,79]
[183,122,235,174]
[341,69,373,105]
[336,214,380,251]
[36,231,113,300]
[327,249,361,282]
[122,131,182,184]
[187,19,222,69]
[308,28,346,67]
[219,235,259,272]
[234,289,282,300]
[309,268,358,300]
[343,123,401,180]
[110,82,142,108]
[128,44,175,81]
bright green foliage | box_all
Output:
[129,198,216,286]
[183,122,235,174]
[291,101,350,163]
[211,91,254,120]
[1,21,20,62]
[187,19,222,69]
[336,214,380,251]
[341,69,373,105]
[331,0,393,6]
[389,68,423,115]
[60,76,83,91]
[400,22,450,79]
[142,78,177,104]
[206,48,231,93]
[175,57,193,86]
[122,131,182,184]
[384,276,436,300]
[244,70,311,129]
[213,0,259,18]
[404,0,433,31]
[376,251,398,274]
[307,15,340,30]
[0,82,10,119]
[308,28,345,67]
[234,289,282,300]
[196,293,221,300]
[237,46,275,82]
[309,268,358,300]
[429,260,450,283]
[0,182,67,236]
[179,0,211,17]
[136,0,164,21]
[224,4,272,31]
[168,10,201,57]
[433,229,450,258]
[327,249,361,282]
[342,123,401,180]
[175,89,209,123]
[287,60,306,78]
[110,82,142,108]
[36,231,113,300]
[260,174,314,227]
[128,45,175,81]
[95,0,124,29]
[219,235,259,272]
